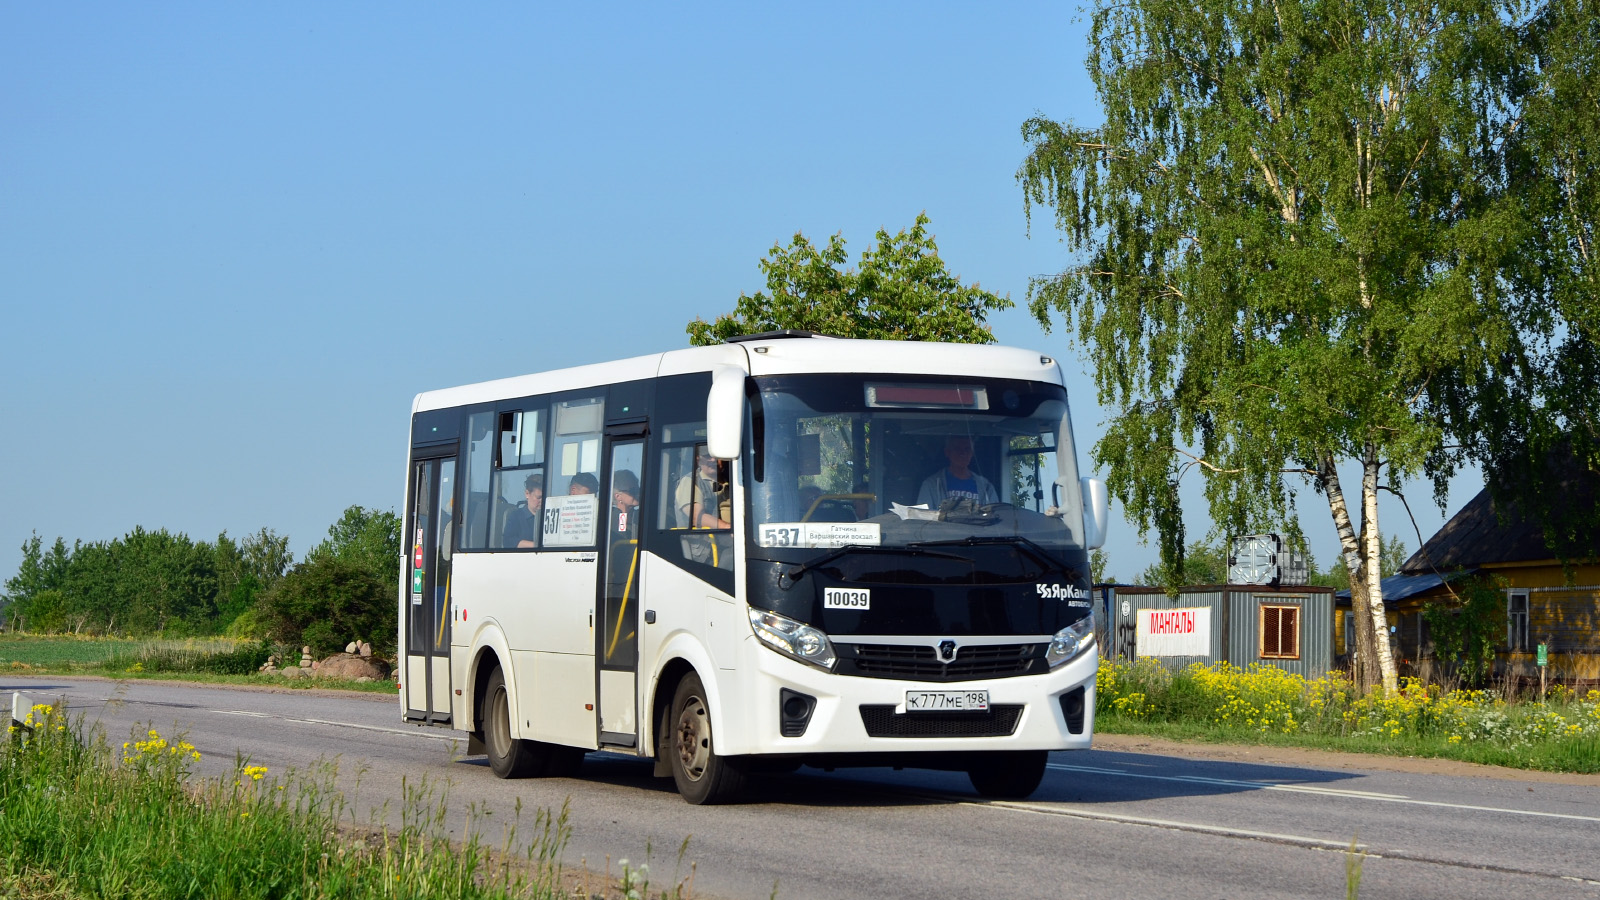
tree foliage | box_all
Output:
[1018,0,1535,691]
[1463,0,1600,560]
[1138,539,1232,587]
[1422,574,1507,686]
[306,506,402,589]
[686,213,1013,344]
[3,529,224,635]
[258,556,395,658]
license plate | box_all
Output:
[905,690,989,712]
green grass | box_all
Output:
[1095,658,1600,774]
[1,704,705,900]
[0,703,573,900]
[0,635,395,694]
[0,634,138,667]
[1096,715,1600,772]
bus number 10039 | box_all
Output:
[823,588,870,610]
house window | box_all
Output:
[1261,605,1301,659]
[1343,611,1354,654]
[1418,612,1432,657]
[1507,591,1530,652]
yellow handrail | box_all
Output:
[435,570,451,651]
[605,539,639,662]
[801,492,876,522]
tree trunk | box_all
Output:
[1320,454,1380,692]
[1362,446,1400,693]
[1348,564,1379,690]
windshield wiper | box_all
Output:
[778,544,972,588]
[906,535,1082,580]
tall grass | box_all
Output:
[1,703,573,899]
[1096,658,1600,772]
[99,639,272,675]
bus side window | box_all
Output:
[552,397,605,498]
[654,429,732,572]
[480,405,551,550]
[460,412,496,550]
[658,445,695,531]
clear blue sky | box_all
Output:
[0,3,1478,584]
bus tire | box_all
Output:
[967,750,1047,799]
[669,672,746,804]
[484,667,547,778]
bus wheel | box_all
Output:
[669,673,746,804]
[484,667,547,778]
[967,750,1048,799]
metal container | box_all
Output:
[1106,584,1335,679]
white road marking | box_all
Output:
[980,799,1369,851]
[1049,762,1600,823]
[98,696,460,743]
[212,708,460,741]
[976,799,1600,886]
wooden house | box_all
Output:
[1335,466,1600,684]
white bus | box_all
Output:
[400,332,1107,804]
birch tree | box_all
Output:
[1462,0,1600,556]
[1018,0,1528,691]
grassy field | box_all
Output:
[0,634,136,667]
[0,634,396,695]
[1096,657,1600,773]
[0,703,626,900]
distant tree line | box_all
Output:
[0,505,401,658]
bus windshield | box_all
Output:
[747,374,1086,563]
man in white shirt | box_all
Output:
[917,436,998,507]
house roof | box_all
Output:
[1398,486,1554,574]
[1401,449,1599,574]
[1335,570,1477,606]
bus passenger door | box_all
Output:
[597,435,645,747]
[404,456,455,724]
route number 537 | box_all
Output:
[762,526,801,547]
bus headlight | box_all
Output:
[749,608,837,671]
[1045,615,1096,669]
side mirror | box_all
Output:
[1080,477,1108,550]
[706,365,745,460]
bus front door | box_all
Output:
[404,456,455,724]
[597,436,645,747]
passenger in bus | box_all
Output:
[917,436,999,507]
[568,472,601,495]
[797,484,823,520]
[676,447,730,529]
[611,469,640,541]
[502,472,544,549]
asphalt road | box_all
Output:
[7,675,1599,900]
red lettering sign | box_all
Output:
[1148,610,1196,635]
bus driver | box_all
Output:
[677,447,730,530]
[917,436,999,507]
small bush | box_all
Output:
[259,556,394,659]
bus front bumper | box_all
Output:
[717,640,1098,757]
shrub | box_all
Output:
[259,556,394,659]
